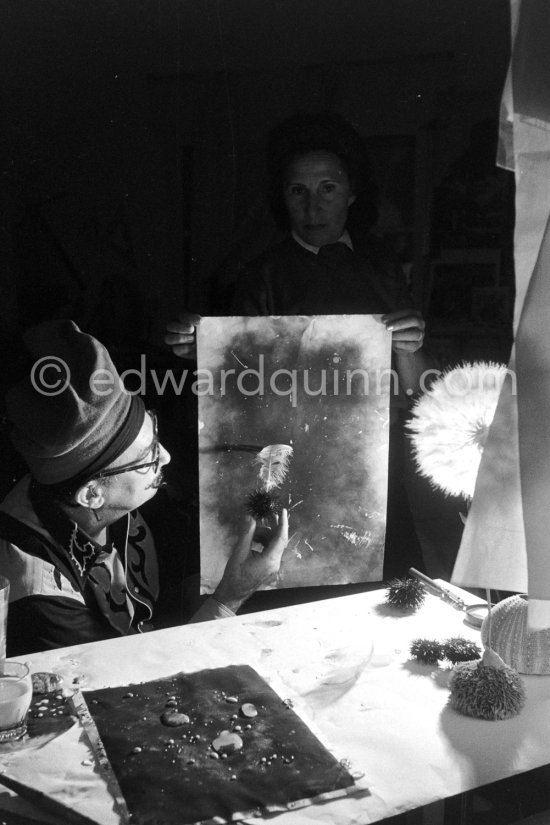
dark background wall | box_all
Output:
[0,0,513,579]
[1,0,512,357]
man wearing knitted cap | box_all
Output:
[0,321,288,655]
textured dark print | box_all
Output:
[198,316,391,591]
[83,664,355,825]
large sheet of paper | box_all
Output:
[452,0,550,627]
[197,315,391,592]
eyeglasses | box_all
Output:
[97,411,160,479]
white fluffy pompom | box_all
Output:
[407,362,508,500]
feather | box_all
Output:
[254,444,293,491]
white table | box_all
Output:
[2,586,550,825]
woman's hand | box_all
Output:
[164,313,202,358]
[214,510,289,613]
[383,309,425,354]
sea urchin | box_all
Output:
[245,489,281,520]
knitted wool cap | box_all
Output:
[5,320,145,485]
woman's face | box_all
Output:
[283,150,356,247]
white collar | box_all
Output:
[291,229,354,255]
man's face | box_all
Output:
[99,411,171,514]
[283,151,356,247]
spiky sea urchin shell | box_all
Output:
[449,649,526,720]
[385,577,426,610]
[407,362,508,499]
[410,638,444,665]
[245,489,281,520]
[443,637,482,664]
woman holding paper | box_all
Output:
[167,113,428,394]
[166,113,430,580]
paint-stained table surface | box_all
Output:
[2,585,550,824]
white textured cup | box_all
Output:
[481,594,550,675]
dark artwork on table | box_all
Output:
[82,664,357,825]
[197,316,391,592]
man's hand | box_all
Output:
[383,309,425,354]
[213,510,289,613]
[164,313,202,358]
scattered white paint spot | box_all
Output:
[230,351,248,368]
[288,499,304,511]
[331,524,372,550]
[362,510,382,520]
